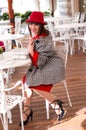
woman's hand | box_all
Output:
[27,36,34,56]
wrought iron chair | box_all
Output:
[0,72,24,130]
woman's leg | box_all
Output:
[19,84,33,126]
[32,89,61,115]
[33,89,54,103]
[23,83,33,121]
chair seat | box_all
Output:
[0,95,23,113]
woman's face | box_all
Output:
[28,23,40,36]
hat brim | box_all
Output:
[26,19,47,25]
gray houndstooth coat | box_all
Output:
[26,34,65,86]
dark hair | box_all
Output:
[28,22,49,36]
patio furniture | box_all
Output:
[0,34,26,85]
[47,21,70,47]
[0,49,31,130]
[0,48,31,84]
[72,12,80,23]
[45,41,72,119]
[72,33,86,52]
[0,72,24,130]
[0,20,10,26]
[0,33,25,51]
[79,12,85,23]
[54,22,86,55]
[15,16,21,34]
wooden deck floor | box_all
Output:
[0,39,86,130]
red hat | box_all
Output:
[26,11,47,25]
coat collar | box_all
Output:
[33,33,46,40]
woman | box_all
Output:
[19,11,66,126]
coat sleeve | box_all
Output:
[33,35,58,69]
[37,44,57,69]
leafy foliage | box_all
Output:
[21,11,32,23]
[0,12,9,20]
[0,10,51,23]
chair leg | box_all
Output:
[78,39,81,50]
[70,39,75,55]
[19,102,24,130]
[3,113,8,130]
[45,100,50,119]
[0,114,4,129]
[62,80,72,107]
[83,41,86,52]
[7,111,12,123]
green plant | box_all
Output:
[0,47,4,54]
[1,12,9,20]
[21,11,32,23]
[14,12,21,17]
[0,15,2,20]
[43,10,51,16]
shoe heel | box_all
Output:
[30,109,33,121]
[19,109,33,126]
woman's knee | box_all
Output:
[24,83,33,98]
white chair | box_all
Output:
[13,16,23,48]
[72,33,86,53]
[47,21,70,47]
[47,21,75,55]
[45,41,72,119]
[78,12,86,36]
[21,22,29,35]
[0,72,24,130]
[72,12,80,23]
[70,12,80,42]
[79,12,85,23]
[15,16,21,34]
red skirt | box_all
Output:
[22,75,52,92]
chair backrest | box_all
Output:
[72,12,80,23]
[79,12,86,23]
[15,16,21,34]
[47,21,56,39]
[21,22,29,34]
[56,41,68,68]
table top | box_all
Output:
[0,25,13,29]
[0,20,10,24]
[0,34,25,41]
[44,17,56,22]
[54,22,86,29]
[0,48,31,70]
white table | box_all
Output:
[54,22,86,55]
[0,25,13,30]
[0,34,25,41]
[0,25,13,35]
[0,48,31,87]
[44,17,56,22]
[0,48,31,123]
[0,48,31,70]
[54,23,86,30]
[0,20,10,25]
[0,34,25,51]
